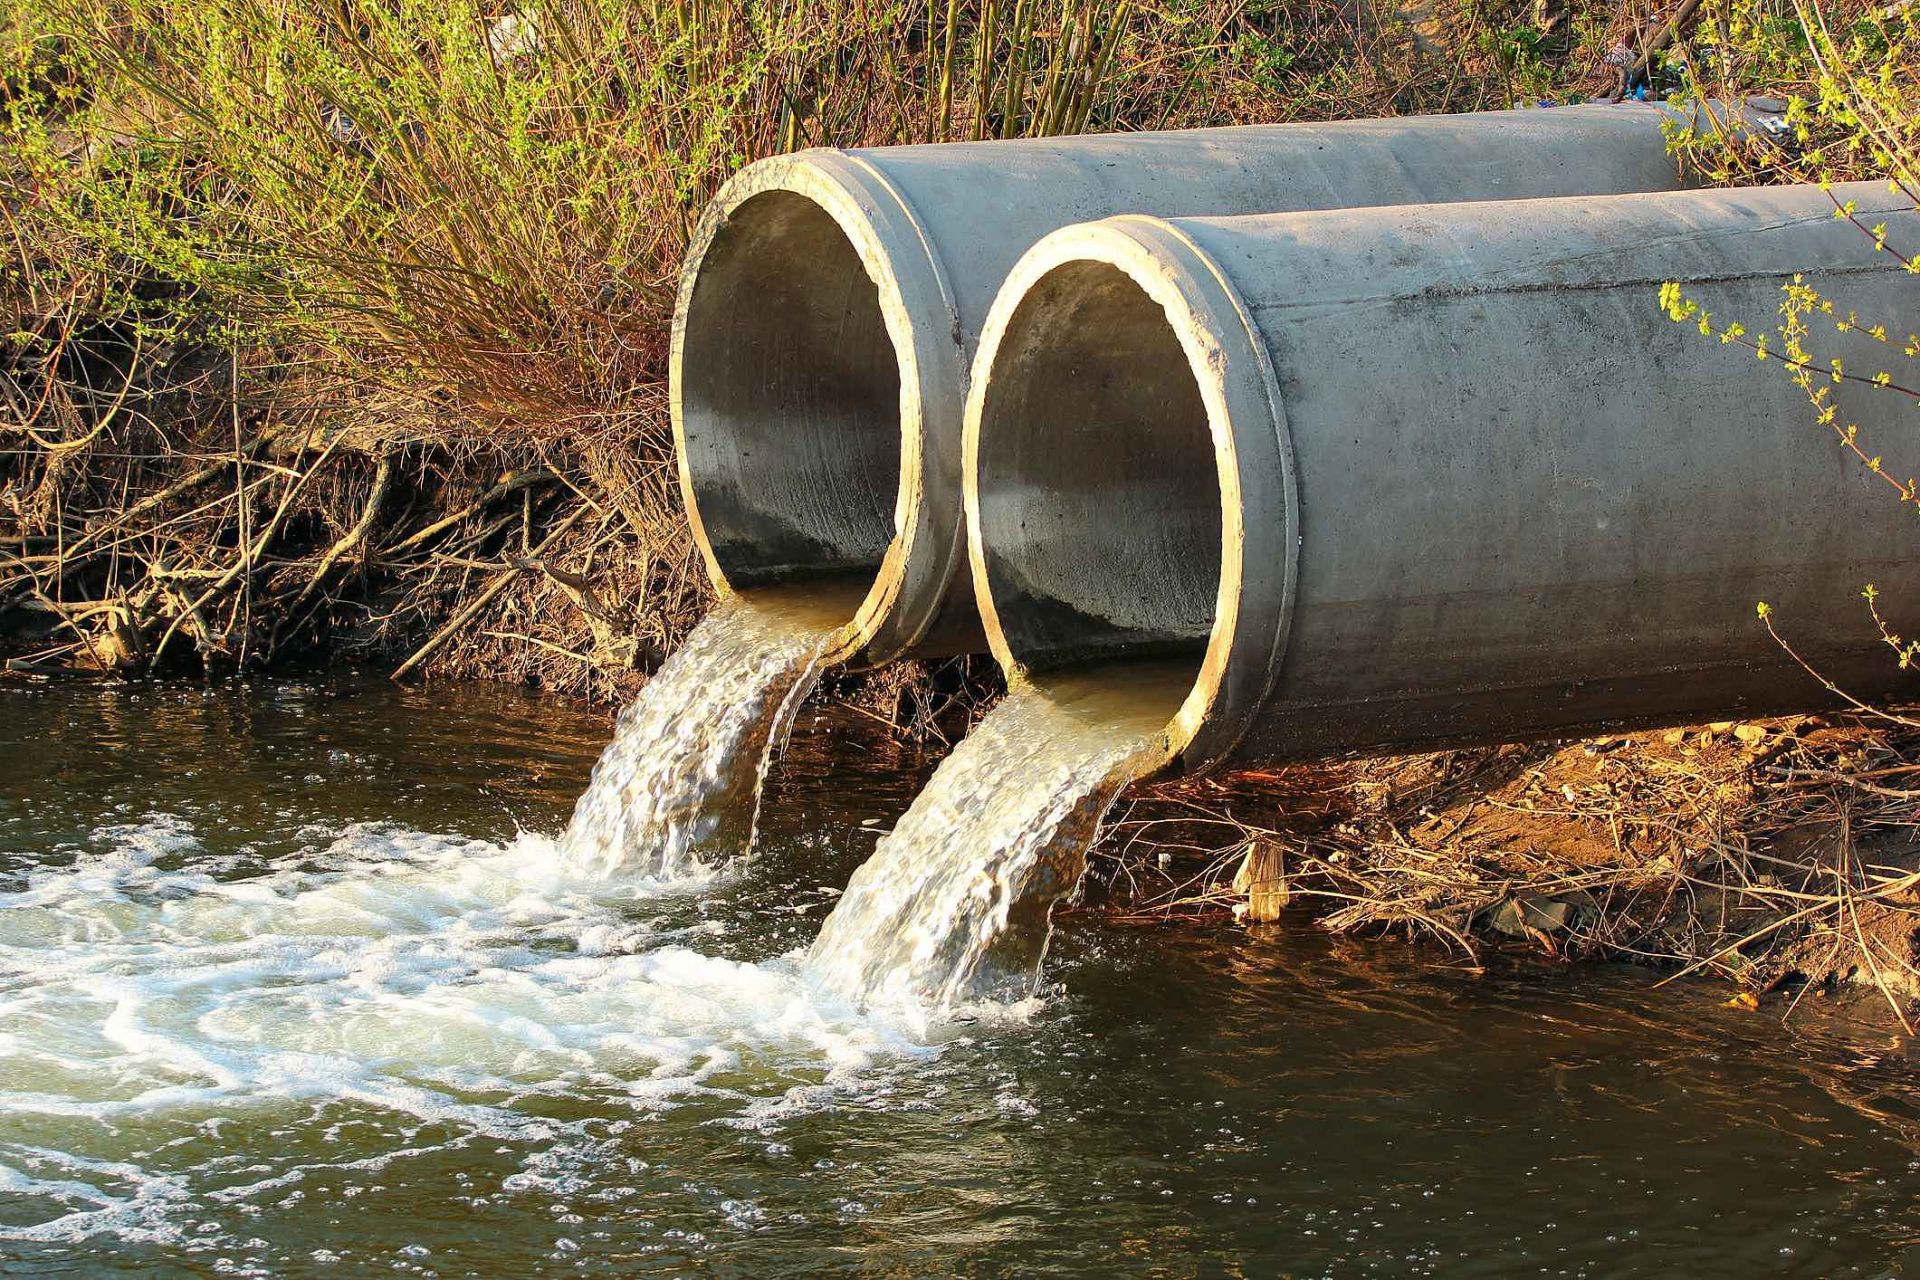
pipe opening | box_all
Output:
[678,189,903,601]
[973,259,1225,703]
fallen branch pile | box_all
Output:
[1090,713,1920,1025]
[0,332,702,697]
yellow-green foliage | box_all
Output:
[1659,0,1916,445]
[1660,0,1915,657]
[1665,0,1915,185]
[4,0,1193,452]
[2,0,1639,454]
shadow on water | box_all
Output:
[0,674,611,875]
[1,675,1918,1277]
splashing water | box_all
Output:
[0,615,1195,1255]
[806,664,1189,1016]
[557,590,855,877]
[0,630,1188,1250]
[0,815,940,1253]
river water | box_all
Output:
[4,676,1920,1277]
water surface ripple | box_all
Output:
[0,677,1917,1277]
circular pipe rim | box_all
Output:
[963,215,1300,772]
[669,150,967,663]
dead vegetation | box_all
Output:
[3,0,1711,695]
[0,341,697,701]
[1089,712,1920,1026]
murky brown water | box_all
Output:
[3,675,1920,1277]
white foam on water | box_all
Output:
[0,1148,194,1246]
[0,612,1170,1255]
[0,813,940,1247]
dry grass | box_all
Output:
[4,0,1665,694]
[1089,713,1920,1025]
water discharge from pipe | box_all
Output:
[557,587,858,877]
[804,664,1188,1012]
[549,585,1188,1016]
[529,552,1163,1016]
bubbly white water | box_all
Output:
[534,582,1193,1020]
[0,612,1186,1252]
[806,666,1188,1016]
[558,592,852,877]
[0,815,943,1249]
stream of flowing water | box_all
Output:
[806,665,1191,1014]
[549,583,1184,1020]
[556,589,854,877]
[6,678,1920,1275]
[538,565,1179,1016]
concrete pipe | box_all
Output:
[672,103,1735,663]
[964,181,1920,772]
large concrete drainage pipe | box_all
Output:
[965,182,1920,772]
[672,104,1729,663]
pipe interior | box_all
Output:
[679,189,902,595]
[975,260,1224,682]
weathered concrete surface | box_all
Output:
[672,103,1731,663]
[964,181,1920,771]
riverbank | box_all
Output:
[7,0,1916,1022]
[1094,707,1920,1027]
